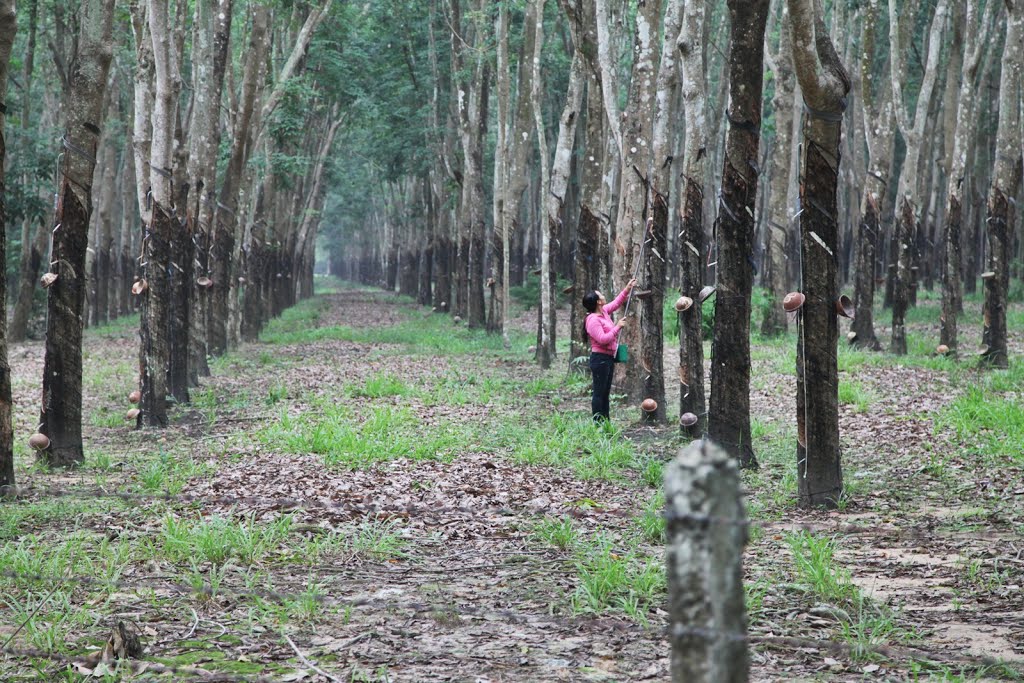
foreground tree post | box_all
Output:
[0,0,15,493]
[788,0,849,508]
[38,0,115,467]
[665,439,748,682]
[981,1,1023,369]
[708,0,770,468]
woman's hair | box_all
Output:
[581,290,600,342]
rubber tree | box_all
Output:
[38,0,115,467]
[135,0,181,428]
[888,0,949,355]
[0,0,16,492]
[849,0,895,351]
[609,0,663,404]
[186,0,233,382]
[561,0,607,373]
[707,0,770,468]
[939,0,996,356]
[759,0,796,338]
[981,0,1023,369]
[538,4,584,369]
[677,0,708,437]
[787,0,850,508]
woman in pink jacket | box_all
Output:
[582,278,636,422]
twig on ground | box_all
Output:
[282,632,343,683]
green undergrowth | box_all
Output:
[531,518,665,624]
[494,412,641,481]
[784,531,918,662]
[258,401,465,469]
[938,383,1024,465]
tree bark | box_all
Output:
[888,0,949,355]
[561,0,607,372]
[981,2,1023,369]
[708,0,769,468]
[677,0,708,437]
[850,0,896,350]
[610,0,663,404]
[210,5,268,356]
[760,0,795,337]
[787,0,850,508]
[940,0,993,354]
[39,0,115,467]
[186,0,233,379]
[0,0,16,492]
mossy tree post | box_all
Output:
[787,0,850,508]
[708,0,769,468]
[0,0,16,492]
[39,0,115,467]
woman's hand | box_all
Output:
[616,318,628,329]
[626,278,637,292]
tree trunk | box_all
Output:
[609,0,662,403]
[849,0,894,353]
[981,3,1023,369]
[787,0,850,508]
[0,0,16,492]
[9,220,48,342]
[760,0,795,337]
[677,0,708,437]
[210,5,268,356]
[940,0,993,355]
[39,0,115,467]
[561,0,607,372]
[186,0,233,379]
[888,0,949,355]
[708,0,769,468]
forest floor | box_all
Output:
[1,279,1023,682]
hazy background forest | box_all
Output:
[0,0,1023,679]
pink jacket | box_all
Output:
[586,288,630,355]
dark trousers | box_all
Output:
[590,352,615,421]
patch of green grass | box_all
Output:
[159,513,294,566]
[88,313,141,339]
[265,383,289,405]
[784,532,858,604]
[533,517,579,551]
[838,378,875,413]
[261,312,531,357]
[136,452,211,494]
[637,493,665,544]
[570,534,665,624]
[352,371,412,398]
[493,412,639,481]
[347,519,407,560]
[260,403,463,469]
[938,386,1024,463]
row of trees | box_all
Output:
[1,0,348,493]
[332,0,1023,507]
